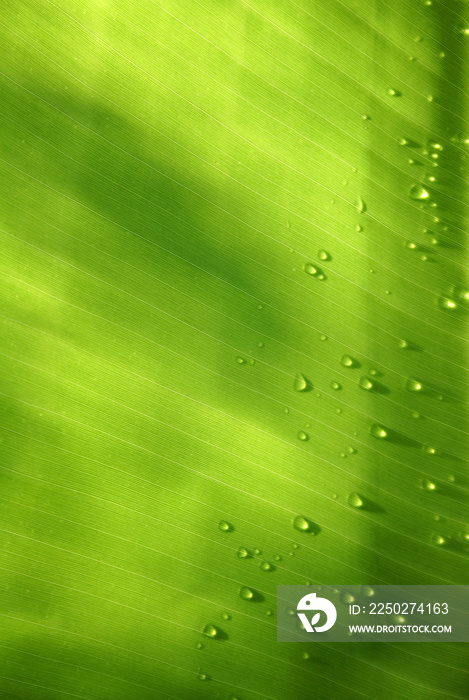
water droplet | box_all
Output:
[362,585,375,597]
[340,591,355,604]
[257,341,264,348]
[410,184,430,200]
[297,431,309,441]
[260,560,273,571]
[293,515,316,533]
[302,652,310,660]
[236,357,246,364]
[348,492,363,508]
[388,88,401,96]
[346,446,356,454]
[422,478,437,491]
[356,196,366,213]
[355,224,363,232]
[432,534,446,546]
[399,339,409,349]
[237,546,251,559]
[304,263,322,277]
[266,609,273,616]
[254,548,262,556]
[239,586,254,600]
[257,304,263,310]
[359,376,374,391]
[335,408,342,414]
[439,297,457,310]
[331,381,341,390]
[427,94,434,102]
[274,554,282,561]
[318,249,331,261]
[294,373,310,392]
[406,241,418,249]
[332,492,338,499]
[219,520,233,532]
[370,423,387,439]
[341,354,355,367]
[198,672,209,681]
[339,451,347,458]
[398,137,408,146]
[222,612,231,620]
[423,445,438,455]
[320,334,327,341]
[196,641,204,649]
[406,378,423,392]
[203,624,221,638]
[361,114,370,120]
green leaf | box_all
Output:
[1,0,468,698]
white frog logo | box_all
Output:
[297,592,337,632]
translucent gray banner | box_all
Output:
[277,586,469,642]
